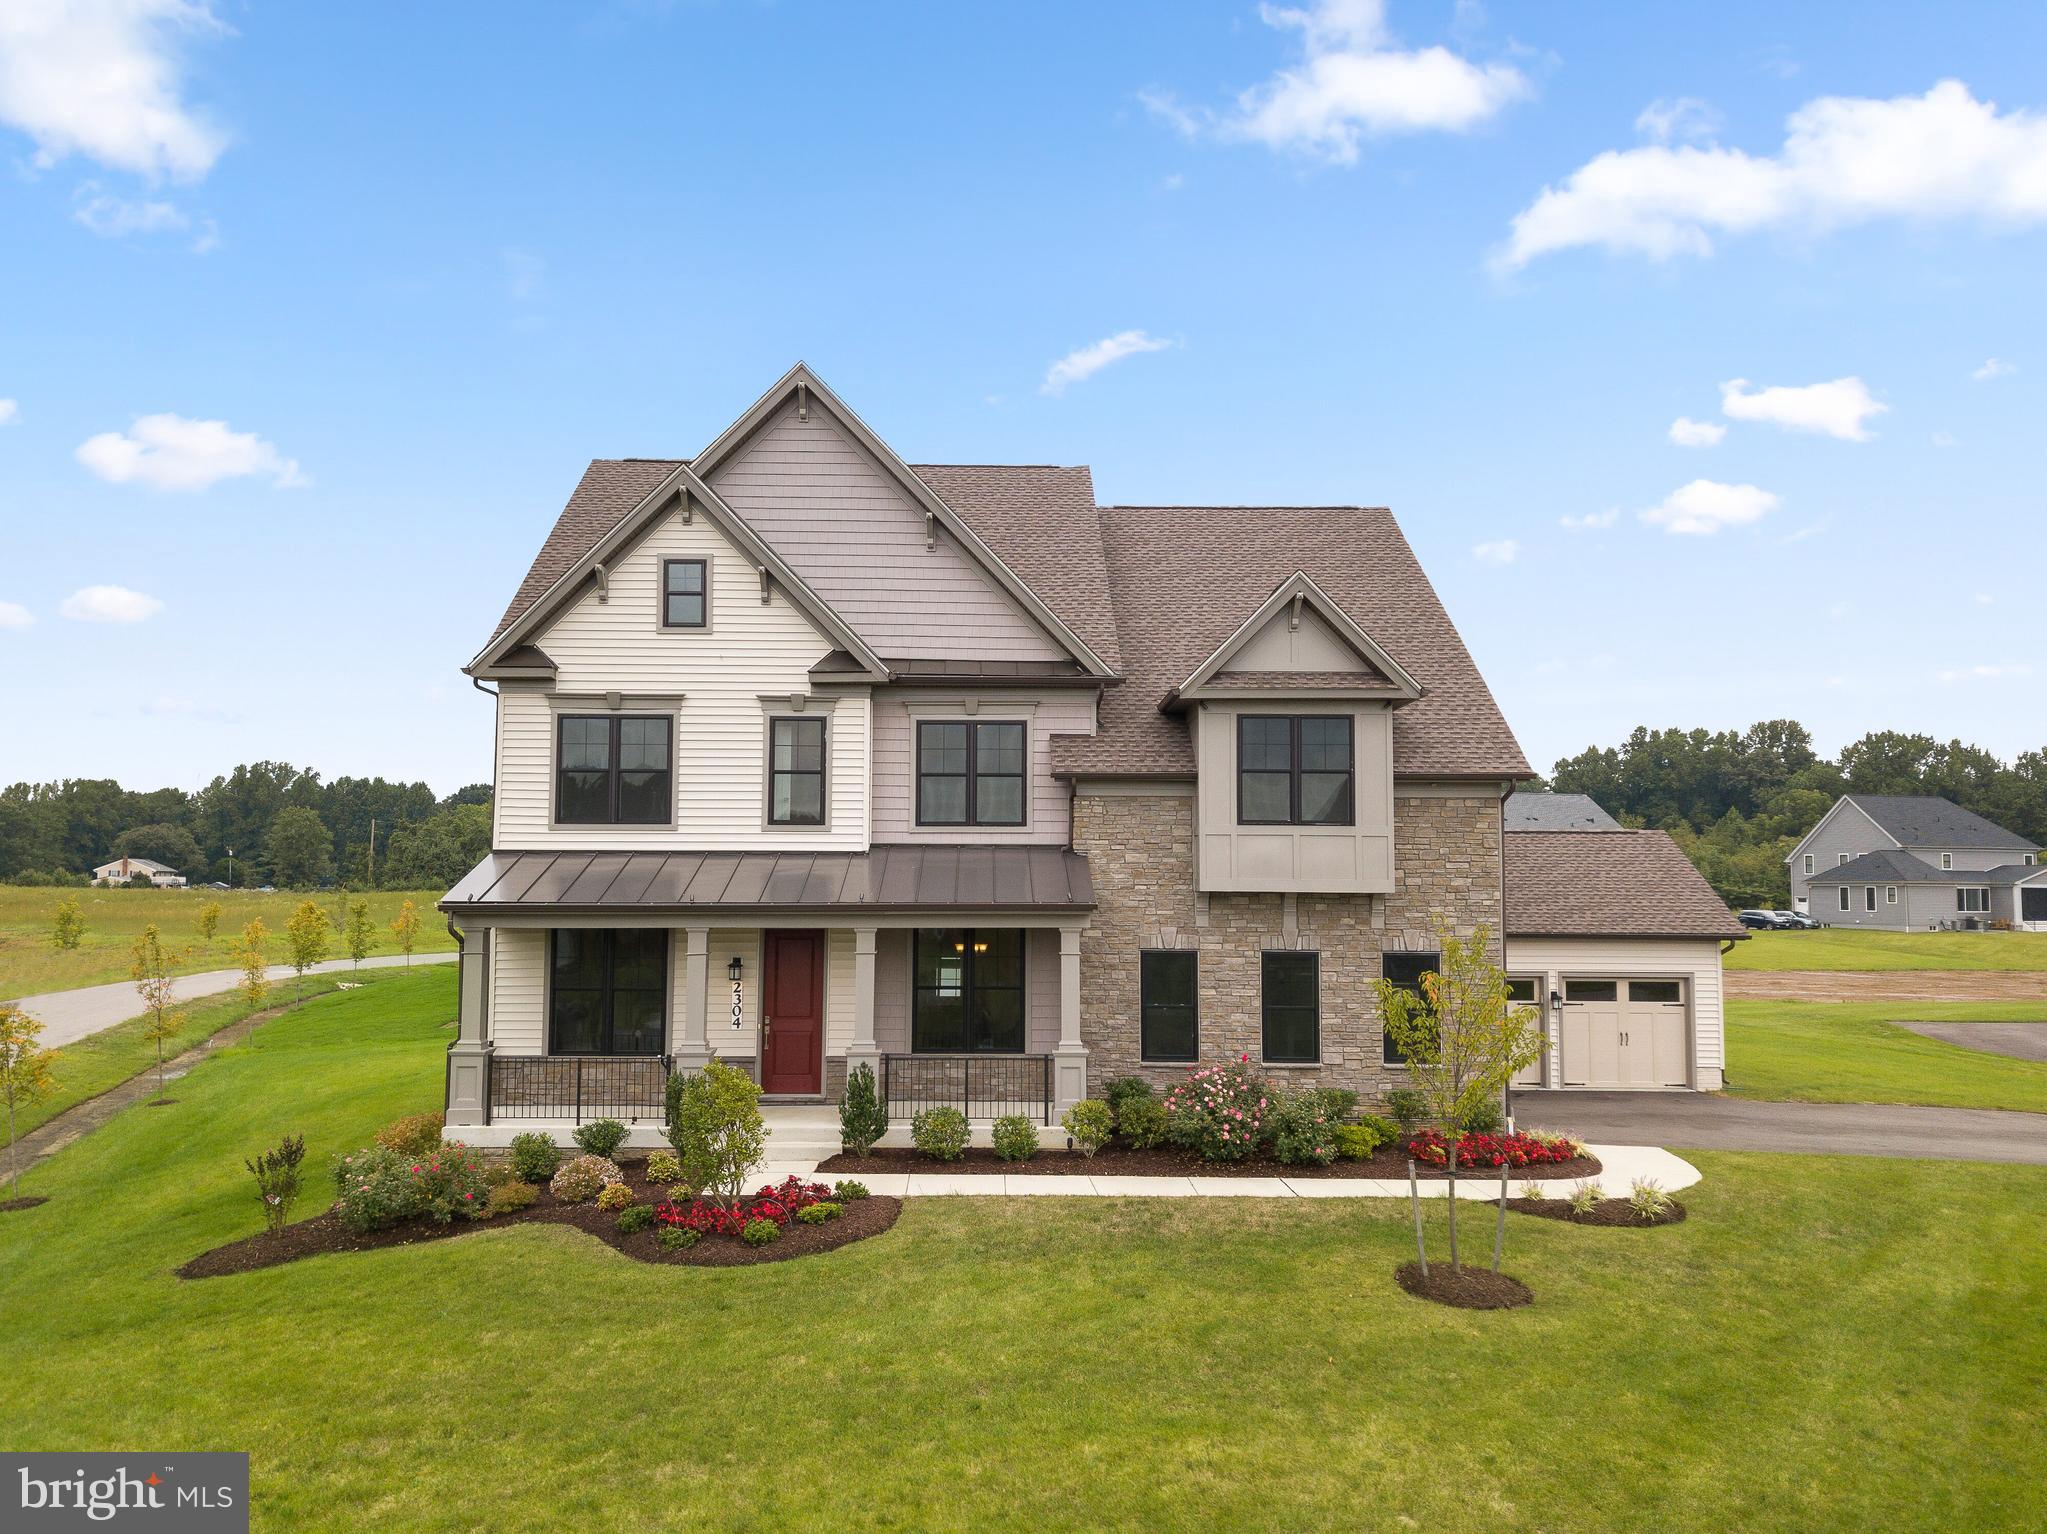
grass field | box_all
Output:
[1725,998,2047,1112]
[1728,928,2047,971]
[0,883,453,997]
[2,971,2042,1532]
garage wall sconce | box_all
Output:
[1548,988,1562,1015]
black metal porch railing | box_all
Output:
[880,1054,1054,1125]
[488,1054,670,1124]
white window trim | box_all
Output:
[1957,886,1990,914]
[1941,852,1953,870]
[1802,853,1814,875]
[1838,853,1849,866]
[1886,885,1897,905]
[1837,886,1850,912]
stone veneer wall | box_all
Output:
[1071,791,1504,1103]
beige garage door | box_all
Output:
[1559,979,1690,1088]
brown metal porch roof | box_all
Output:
[441,844,1095,915]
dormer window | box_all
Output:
[1238,716,1354,826]
[661,558,707,629]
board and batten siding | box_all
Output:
[492,504,872,851]
[1502,936,1727,1090]
[706,398,1067,663]
[870,692,1094,844]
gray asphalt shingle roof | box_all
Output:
[1846,794,2037,852]
[1810,849,2044,886]
[1505,792,1623,832]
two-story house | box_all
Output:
[439,366,1737,1143]
[1788,794,2042,931]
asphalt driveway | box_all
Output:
[1511,1089,2047,1165]
[1894,1020,2047,1062]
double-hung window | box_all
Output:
[912,930,1024,1052]
[549,929,666,1055]
[1237,715,1354,825]
[916,721,1026,826]
[767,717,826,825]
[1802,853,1814,875]
[1958,887,1990,914]
[661,558,707,629]
[1381,950,1439,1064]
[556,715,672,824]
[1261,951,1320,1064]
[1837,886,1850,912]
[1865,886,1877,912]
[1140,951,1198,1062]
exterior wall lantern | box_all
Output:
[728,955,743,982]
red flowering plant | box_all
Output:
[1160,1055,1273,1163]
[332,1141,491,1232]
[654,1175,833,1239]
[1404,1129,1577,1170]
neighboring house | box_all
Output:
[1502,794,1743,1092]
[1787,795,2040,931]
[439,366,1726,1143]
[91,856,187,888]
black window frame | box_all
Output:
[766,715,827,827]
[911,929,1027,1053]
[1381,949,1440,1065]
[554,713,673,826]
[547,928,668,1056]
[915,719,1027,827]
[1261,950,1321,1064]
[660,558,707,630]
[1236,714,1355,827]
[1139,950,1199,1063]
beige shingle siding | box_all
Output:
[870,691,1096,845]
[1505,830,1744,941]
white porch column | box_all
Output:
[444,924,493,1127]
[845,925,881,1096]
[675,925,713,1073]
[1053,924,1089,1119]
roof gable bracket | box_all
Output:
[593,563,609,603]
[1288,591,1305,632]
[924,508,936,551]
[1174,570,1424,701]
[758,564,772,604]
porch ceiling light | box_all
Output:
[728,955,743,982]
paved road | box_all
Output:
[1512,1089,2047,1165]
[1895,1020,2047,1062]
[10,952,459,1048]
[1726,969,2047,1001]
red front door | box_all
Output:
[761,930,824,1095]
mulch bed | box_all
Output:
[1395,1261,1532,1310]
[178,1159,898,1279]
[817,1143,1602,1181]
[0,1196,49,1214]
[1509,1196,1687,1228]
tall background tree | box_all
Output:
[262,807,336,889]
[113,823,205,875]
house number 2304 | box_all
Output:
[731,981,744,1030]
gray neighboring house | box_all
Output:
[1505,791,1621,832]
[1787,794,2042,931]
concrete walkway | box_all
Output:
[1512,1088,2047,1165]
[11,951,458,1048]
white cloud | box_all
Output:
[1639,479,1779,536]
[0,600,33,630]
[1635,97,1720,144]
[1936,662,2032,683]
[1974,592,1995,605]
[72,183,186,236]
[1500,80,2047,267]
[1154,0,1528,164]
[1720,376,1886,440]
[0,0,229,179]
[76,413,307,490]
[1041,330,1175,395]
[0,399,17,425]
[1972,357,2015,381]
[1471,538,1519,565]
[1559,508,1619,530]
[61,584,162,623]
[1668,416,1726,447]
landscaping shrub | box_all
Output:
[646,1149,682,1186]
[833,1179,870,1201]
[374,1112,445,1157]
[991,1114,1040,1162]
[332,1142,490,1232]
[1268,1090,1338,1166]
[508,1132,560,1184]
[840,1061,889,1156]
[1117,1094,1169,1150]
[656,1225,699,1252]
[616,1203,655,1234]
[668,1061,766,1201]
[1332,1122,1384,1161]
[1061,1099,1113,1159]
[1461,1099,1506,1135]
[1357,1113,1398,1146]
[1568,1181,1601,1215]
[484,1180,537,1218]
[796,1201,842,1225]
[1305,1087,1359,1123]
[244,1134,305,1233]
[742,1218,781,1247]
[1628,1177,1673,1220]
[1385,1087,1428,1134]
[911,1106,970,1161]
[573,1118,630,1160]
[595,1181,633,1212]
[550,1154,624,1204]
[1405,1129,1578,1170]
[1517,1180,1546,1201]
[654,1176,833,1237]
[1162,1056,1271,1162]
[1102,1076,1155,1128]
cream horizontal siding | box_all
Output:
[707,398,1066,662]
[489,928,548,1055]
[870,693,1093,844]
[494,504,872,850]
[1503,936,1727,1081]
[826,929,855,1057]
[698,928,761,1060]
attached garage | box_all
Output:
[1559,978,1690,1088]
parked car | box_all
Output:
[1774,910,1819,929]
[1737,909,1789,930]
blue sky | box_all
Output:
[3,0,2044,796]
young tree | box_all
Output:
[283,901,330,1000]
[1374,924,1544,1276]
[388,899,421,966]
[666,1061,765,1205]
[195,899,224,948]
[0,1004,57,1200]
[343,898,374,968]
[131,923,185,1104]
[238,918,272,1010]
[49,896,84,951]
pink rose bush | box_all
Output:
[332,1141,491,1232]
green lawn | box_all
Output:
[0,883,454,997]
[1728,928,2047,971]
[1725,998,2047,1112]
[3,972,2042,1532]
